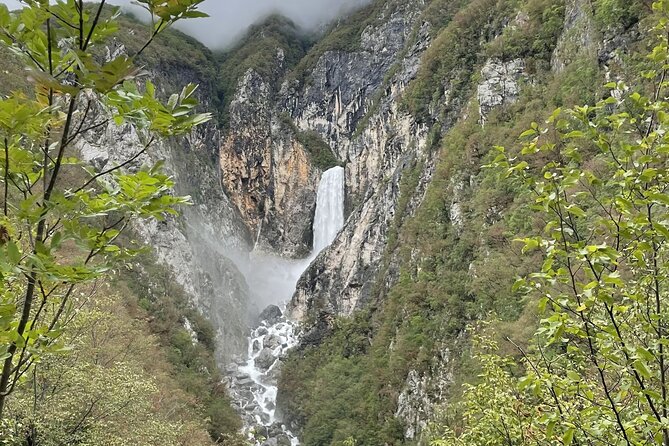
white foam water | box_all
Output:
[227,166,346,445]
[313,166,345,254]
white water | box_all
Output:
[227,166,346,445]
[313,166,345,254]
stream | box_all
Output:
[225,166,345,445]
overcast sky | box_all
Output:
[0,0,371,48]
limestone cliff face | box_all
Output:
[78,59,254,363]
[220,66,320,258]
[280,1,433,321]
[219,1,433,268]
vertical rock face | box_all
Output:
[214,0,439,358]
[78,58,255,362]
[551,0,597,71]
[395,344,455,439]
[219,1,432,266]
[477,58,525,124]
[281,1,434,321]
[221,65,320,258]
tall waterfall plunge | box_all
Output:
[226,166,346,445]
[313,166,345,254]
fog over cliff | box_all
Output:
[0,0,372,48]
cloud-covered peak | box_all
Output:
[0,0,372,48]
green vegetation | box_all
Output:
[485,0,565,66]
[431,3,669,443]
[117,250,244,443]
[403,0,565,123]
[402,0,507,123]
[279,113,342,170]
[1,247,245,445]
[0,1,243,443]
[286,0,424,85]
[593,0,647,30]
[276,0,649,443]
[121,17,218,91]
[2,282,218,446]
[217,16,310,125]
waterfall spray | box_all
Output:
[226,166,346,445]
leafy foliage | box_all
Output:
[0,0,211,424]
[432,2,669,444]
[1,287,216,446]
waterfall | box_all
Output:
[226,166,346,445]
[312,166,345,253]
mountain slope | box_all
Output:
[0,12,248,444]
[205,0,649,443]
[0,0,650,444]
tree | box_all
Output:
[431,1,669,444]
[0,0,210,419]
[1,291,216,446]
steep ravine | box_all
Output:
[76,0,648,443]
[225,167,346,445]
[219,0,647,444]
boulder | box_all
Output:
[258,305,282,326]
[263,334,282,350]
[236,377,254,387]
[266,360,283,384]
[254,348,277,370]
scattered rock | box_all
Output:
[254,348,277,370]
[258,305,283,326]
[236,377,254,387]
[263,334,282,350]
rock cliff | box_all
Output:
[62,0,649,441]
[77,29,257,362]
[213,0,648,441]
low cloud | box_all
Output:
[0,0,372,48]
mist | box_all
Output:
[0,0,372,48]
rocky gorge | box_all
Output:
[53,0,651,443]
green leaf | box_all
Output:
[633,360,652,379]
[566,370,580,382]
[563,427,575,445]
[520,128,537,138]
[6,241,20,264]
